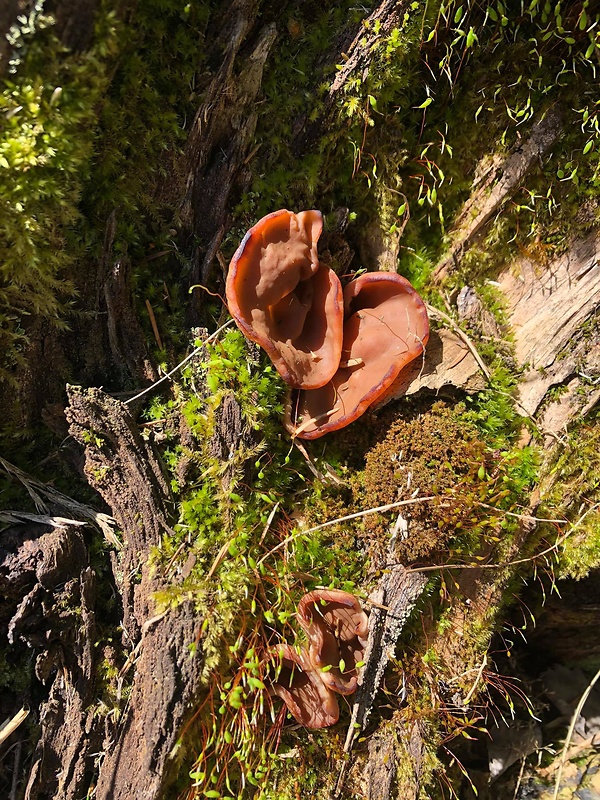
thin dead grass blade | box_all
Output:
[0,457,119,548]
[257,496,436,566]
[125,318,234,405]
[0,511,87,529]
[0,708,29,746]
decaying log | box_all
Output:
[456,286,502,340]
[497,229,600,438]
[0,519,101,800]
[42,387,207,800]
[365,729,397,800]
[293,0,409,159]
[361,718,425,800]
[433,108,562,282]
[344,215,600,793]
[25,566,98,800]
[183,0,276,289]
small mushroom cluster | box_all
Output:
[267,589,368,729]
[226,209,429,438]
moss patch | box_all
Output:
[357,402,489,563]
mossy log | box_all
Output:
[64,386,206,800]
[3,0,600,798]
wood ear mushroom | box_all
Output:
[297,589,368,695]
[285,273,429,438]
[267,590,368,729]
[225,209,343,390]
[226,210,429,437]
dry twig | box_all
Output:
[0,708,29,747]
[552,666,600,800]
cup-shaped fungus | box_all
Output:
[296,589,369,696]
[268,644,340,728]
[285,273,429,439]
[226,209,344,389]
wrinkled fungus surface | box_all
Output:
[297,589,369,695]
[267,590,368,728]
[268,644,340,729]
[285,273,430,439]
[226,209,343,389]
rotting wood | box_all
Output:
[101,211,158,388]
[3,4,598,799]
[456,286,502,340]
[344,566,428,754]
[62,387,206,800]
[183,2,276,291]
[328,0,407,98]
[292,0,409,160]
[365,729,397,800]
[0,519,100,800]
[361,718,424,800]
[497,229,600,437]
[377,326,487,410]
[24,566,98,800]
[433,107,562,282]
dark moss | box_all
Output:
[357,402,489,564]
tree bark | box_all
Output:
[63,387,206,800]
[3,1,600,798]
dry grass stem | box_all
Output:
[552,665,600,800]
[407,502,599,575]
[125,318,234,405]
[257,496,437,566]
[145,299,164,350]
[0,708,29,746]
[0,457,119,547]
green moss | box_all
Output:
[0,0,211,426]
[148,329,369,798]
[0,10,117,382]
[547,412,600,580]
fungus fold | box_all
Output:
[267,590,368,729]
[226,209,343,389]
[268,644,340,729]
[297,589,369,695]
[285,273,429,439]
[226,210,429,438]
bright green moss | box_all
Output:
[0,11,117,382]
[547,412,600,580]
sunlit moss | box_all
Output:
[547,412,600,580]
